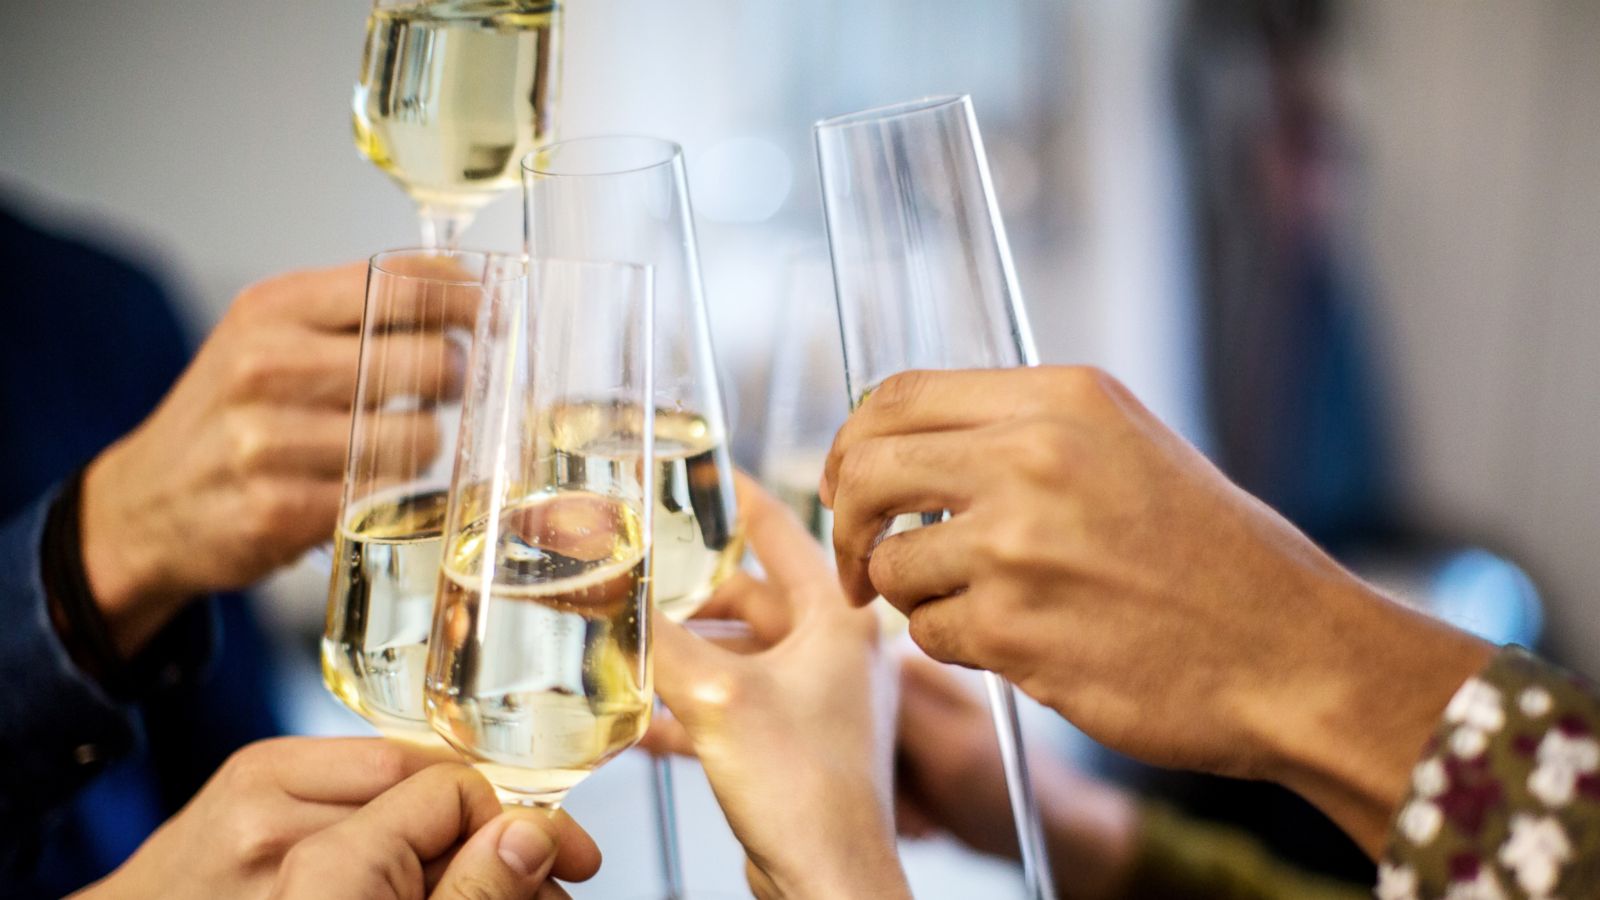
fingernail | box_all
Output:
[497,817,554,877]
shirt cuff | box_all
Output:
[0,488,215,821]
[1380,646,1600,899]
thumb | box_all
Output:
[430,810,560,900]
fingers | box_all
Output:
[733,472,836,599]
[237,262,370,332]
[365,265,488,334]
[225,408,359,479]
[825,431,974,605]
[429,810,583,900]
[651,607,734,726]
[638,709,695,757]
[237,330,465,411]
[905,596,981,669]
[691,571,791,646]
[866,518,973,617]
[333,763,504,864]
[264,737,461,805]
[822,369,1034,506]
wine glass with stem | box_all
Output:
[353,0,564,248]
[323,249,525,745]
[524,136,744,899]
[815,94,1059,900]
[424,257,656,808]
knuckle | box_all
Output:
[868,369,930,416]
[1055,365,1118,407]
[837,439,882,494]
[364,741,411,788]
[226,806,293,866]
[227,346,280,399]
[225,413,275,473]
[1004,418,1074,480]
[906,608,956,664]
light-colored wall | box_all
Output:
[1341,1,1600,669]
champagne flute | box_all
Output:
[759,254,849,543]
[323,249,523,745]
[353,0,563,248]
[815,95,1058,900]
[425,257,655,807]
[524,136,743,899]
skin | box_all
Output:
[896,656,1139,900]
[644,474,912,900]
[820,366,1493,856]
[79,262,470,657]
[74,738,597,900]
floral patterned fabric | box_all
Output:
[1381,646,1600,900]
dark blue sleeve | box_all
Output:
[0,487,216,878]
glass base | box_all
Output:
[494,784,566,809]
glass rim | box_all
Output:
[520,134,684,178]
[814,94,970,132]
[368,248,526,286]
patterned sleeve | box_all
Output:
[1380,646,1600,900]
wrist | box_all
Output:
[81,444,187,656]
[758,776,910,900]
[1249,575,1494,856]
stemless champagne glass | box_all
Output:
[425,258,654,807]
[524,136,743,899]
[815,94,1058,900]
[353,0,563,248]
[323,249,523,745]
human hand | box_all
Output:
[645,473,910,900]
[821,367,1492,854]
[80,262,468,655]
[896,655,1136,900]
[269,763,600,900]
[76,738,459,900]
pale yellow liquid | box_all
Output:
[322,488,451,744]
[427,491,650,806]
[353,0,561,213]
[548,402,744,622]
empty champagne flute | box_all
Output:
[353,0,563,248]
[759,254,849,544]
[323,249,522,745]
[524,136,742,899]
[815,94,1058,900]
[424,258,654,807]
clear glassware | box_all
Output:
[815,94,1057,900]
[759,253,850,545]
[424,257,655,808]
[353,0,563,248]
[524,135,743,899]
[322,248,522,746]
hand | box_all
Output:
[80,263,467,655]
[821,367,1493,855]
[269,763,600,900]
[76,738,458,900]
[645,473,910,900]
[896,655,1136,900]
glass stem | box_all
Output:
[419,204,475,250]
[984,672,1057,900]
[651,749,687,899]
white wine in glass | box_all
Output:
[425,258,655,808]
[322,249,522,745]
[353,0,562,248]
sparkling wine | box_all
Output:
[353,0,561,215]
[547,402,743,622]
[426,491,650,805]
[322,488,450,743]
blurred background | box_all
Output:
[2,0,1597,896]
